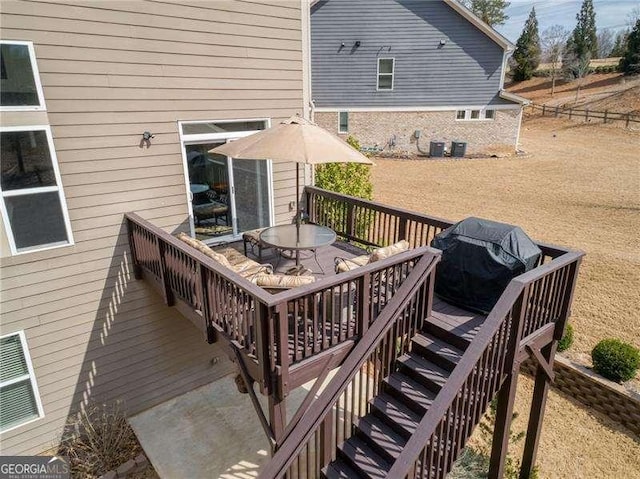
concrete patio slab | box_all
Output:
[129,373,318,478]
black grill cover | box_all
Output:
[431,217,542,314]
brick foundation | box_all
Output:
[314,109,523,156]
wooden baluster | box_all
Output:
[125,219,143,280]
[157,239,175,306]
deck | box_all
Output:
[217,240,486,363]
[125,185,583,476]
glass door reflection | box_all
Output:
[186,142,232,240]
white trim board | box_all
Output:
[0,40,47,112]
[0,125,75,256]
[443,0,514,52]
[0,331,45,434]
[314,105,522,113]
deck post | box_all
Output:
[489,290,527,479]
[124,217,143,280]
[519,342,556,478]
[269,393,287,452]
[488,371,519,479]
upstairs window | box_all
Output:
[338,111,349,133]
[377,58,394,91]
[0,41,45,110]
[0,332,44,433]
[455,109,496,121]
[0,126,74,254]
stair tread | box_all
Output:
[426,313,481,343]
[356,414,407,461]
[339,436,391,479]
[384,371,437,412]
[397,352,451,390]
[412,332,464,368]
[323,461,362,479]
[370,393,421,437]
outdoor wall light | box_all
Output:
[354,41,361,48]
[439,39,447,47]
[142,131,155,140]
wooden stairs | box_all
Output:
[323,315,481,479]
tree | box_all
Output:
[564,0,598,79]
[511,7,541,81]
[628,6,640,28]
[620,19,640,75]
[461,0,510,27]
[542,25,570,95]
[610,30,629,57]
[596,28,615,58]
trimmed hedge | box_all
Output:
[591,339,640,383]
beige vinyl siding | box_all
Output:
[0,0,304,455]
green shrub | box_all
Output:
[557,323,574,352]
[591,339,640,382]
[315,136,374,239]
[315,136,373,201]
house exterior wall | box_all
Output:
[311,0,511,108]
[0,0,305,455]
[314,109,522,155]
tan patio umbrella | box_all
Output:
[209,115,374,226]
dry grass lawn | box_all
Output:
[371,117,640,478]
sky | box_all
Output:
[495,0,640,42]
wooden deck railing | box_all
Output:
[256,188,584,478]
[387,251,582,478]
[125,212,439,395]
[258,252,440,478]
[306,186,567,265]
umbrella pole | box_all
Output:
[295,163,300,266]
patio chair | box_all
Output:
[242,228,273,262]
[334,240,410,273]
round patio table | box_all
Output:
[260,224,336,273]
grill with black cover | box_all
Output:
[431,217,542,314]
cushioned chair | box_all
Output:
[334,240,410,273]
[176,232,314,290]
[242,228,273,262]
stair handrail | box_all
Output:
[387,250,584,477]
[258,251,441,479]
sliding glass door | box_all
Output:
[180,120,273,243]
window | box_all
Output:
[0,41,45,110]
[0,332,44,433]
[0,126,74,254]
[455,109,496,121]
[338,111,349,133]
[377,58,394,90]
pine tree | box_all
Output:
[461,0,511,27]
[567,0,598,60]
[620,20,640,75]
[511,7,541,81]
[610,30,629,57]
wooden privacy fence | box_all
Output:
[528,103,640,128]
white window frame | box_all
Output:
[455,108,496,121]
[338,111,349,133]
[0,331,45,434]
[0,40,47,111]
[177,118,275,243]
[0,125,75,255]
[377,58,395,91]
